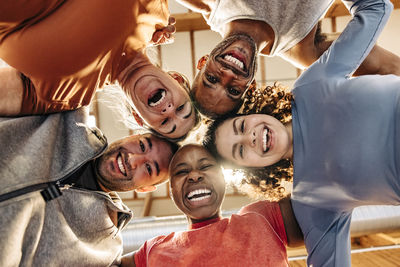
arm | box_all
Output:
[291,200,352,267]
[120,252,137,267]
[320,0,393,77]
[0,0,140,78]
[285,0,396,77]
[174,0,214,17]
[0,67,23,116]
[278,197,303,247]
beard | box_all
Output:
[94,144,135,192]
[209,33,258,79]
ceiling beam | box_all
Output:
[174,0,399,32]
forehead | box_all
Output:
[170,145,213,169]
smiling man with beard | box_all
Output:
[176,0,400,118]
[121,144,303,267]
[0,107,178,266]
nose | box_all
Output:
[127,153,146,170]
[220,67,237,85]
[243,130,256,147]
[162,103,174,115]
[188,171,203,183]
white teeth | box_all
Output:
[224,55,244,70]
[263,128,269,152]
[117,155,126,175]
[149,90,166,107]
[187,188,211,199]
[190,195,211,202]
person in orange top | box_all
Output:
[121,144,303,267]
[0,0,197,139]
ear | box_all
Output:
[135,185,157,193]
[197,55,209,70]
[131,109,144,127]
[169,72,185,85]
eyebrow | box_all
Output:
[154,161,160,176]
[174,162,188,169]
[146,137,152,149]
[233,118,238,135]
[198,158,209,163]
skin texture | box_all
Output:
[169,144,226,224]
[192,34,258,116]
[120,53,196,139]
[95,133,174,192]
[215,114,293,167]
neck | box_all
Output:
[91,160,109,192]
[223,20,275,55]
[189,214,222,229]
[188,211,221,225]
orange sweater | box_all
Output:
[0,0,169,114]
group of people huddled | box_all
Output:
[0,0,399,266]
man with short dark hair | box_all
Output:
[0,107,178,266]
[177,0,400,118]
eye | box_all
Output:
[145,163,152,176]
[206,74,218,84]
[174,169,189,176]
[228,87,241,96]
[176,104,185,112]
[139,140,145,152]
[200,164,213,171]
[161,118,169,125]
[240,120,245,133]
[239,145,244,159]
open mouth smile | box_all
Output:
[148,89,166,107]
[186,188,212,202]
[117,153,127,176]
[262,126,272,153]
[224,54,244,70]
[219,52,248,75]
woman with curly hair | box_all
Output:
[204,0,400,266]
[204,82,294,200]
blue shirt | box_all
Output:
[291,0,398,266]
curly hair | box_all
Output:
[204,82,294,200]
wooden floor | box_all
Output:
[288,231,400,266]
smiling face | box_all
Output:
[215,114,293,167]
[192,33,257,116]
[126,64,196,139]
[95,134,174,192]
[169,145,225,223]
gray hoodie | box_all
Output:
[0,108,132,266]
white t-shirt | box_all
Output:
[206,0,334,56]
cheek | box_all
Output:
[140,112,160,126]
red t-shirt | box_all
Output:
[135,201,288,267]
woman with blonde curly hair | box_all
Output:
[204,0,400,265]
